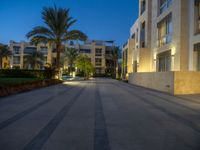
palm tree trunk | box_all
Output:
[56,44,61,69]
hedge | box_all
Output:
[0,69,58,79]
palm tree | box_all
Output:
[24,51,44,69]
[64,47,78,74]
[107,46,120,77]
[26,5,87,69]
[0,44,12,69]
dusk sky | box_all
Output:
[0,0,139,46]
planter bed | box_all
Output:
[0,79,63,97]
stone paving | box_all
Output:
[0,78,199,150]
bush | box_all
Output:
[0,69,58,79]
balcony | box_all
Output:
[157,34,172,47]
[159,0,172,15]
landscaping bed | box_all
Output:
[0,78,63,97]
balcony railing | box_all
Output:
[157,34,172,47]
[159,0,172,14]
[95,53,102,56]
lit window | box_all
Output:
[157,14,172,47]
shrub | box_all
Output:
[0,69,58,79]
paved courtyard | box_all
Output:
[0,78,200,150]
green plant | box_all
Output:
[107,46,120,79]
[64,47,78,74]
[23,51,44,69]
[76,55,94,79]
[0,44,12,69]
[0,69,57,79]
[26,5,87,69]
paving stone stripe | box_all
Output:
[114,83,200,134]
[94,84,111,150]
[22,86,85,150]
[0,86,75,130]
[147,92,200,114]
[119,81,200,105]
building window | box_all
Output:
[140,0,146,15]
[194,43,200,71]
[157,50,171,72]
[95,58,102,66]
[140,22,146,48]
[136,29,139,43]
[131,33,135,39]
[13,56,20,64]
[95,68,102,74]
[158,14,172,47]
[159,0,172,15]
[24,47,37,54]
[198,50,200,71]
[195,0,200,34]
[133,60,138,73]
[95,48,102,56]
[40,46,48,55]
[79,49,91,53]
[13,46,20,54]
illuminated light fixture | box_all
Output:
[171,46,176,56]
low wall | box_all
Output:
[129,71,200,95]
[174,71,200,95]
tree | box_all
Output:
[24,51,44,69]
[107,46,120,78]
[0,44,12,69]
[26,5,87,69]
[64,47,78,74]
[76,55,94,79]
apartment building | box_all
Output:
[66,40,115,75]
[9,41,51,69]
[124,0,200,94]
[6,40,115,75]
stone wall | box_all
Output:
[129,72,174,94]
[174,71,200,95]
[129,71,200,95]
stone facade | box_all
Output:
[124,0,200,94]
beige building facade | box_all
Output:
[66,40,115,75]
[124,0,200,94]
[7,40,115,75]
[9,41,51,69]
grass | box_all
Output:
[0,78,42,87]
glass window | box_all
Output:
[140,0,146,15]
[40,46,48,55]
[159,0,172,14]
[95,48,102,56]
[195,0,200,34]
[24,47,37,54]
[198,50,200,71]
[79,49,91,53]
[95,58,102,66]
[158,14,172,47]
[13,56,20,64]
[13,46,20,54]
[140,22,146,48]
[157,50,171,72]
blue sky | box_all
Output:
[0,0,139,46]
